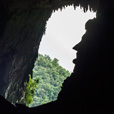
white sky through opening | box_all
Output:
[39,6,96,72]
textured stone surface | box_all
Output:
[0,96,19,114]
[0,0,99,104]
[0,0,114,113]
[0,2,52,103]
[27,2,114,113]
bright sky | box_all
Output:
[39,6,96,72]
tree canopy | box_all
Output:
[26,54,70,107]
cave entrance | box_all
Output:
[26,6,96,107]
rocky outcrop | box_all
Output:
[27,1,114,113]
[0,2,52,103]
[0,0,114,113]
[58,6,114,114]
[0,96,19,114]
[0,0,99,104]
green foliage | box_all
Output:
[28,54,70,107]
[25,75,38,107]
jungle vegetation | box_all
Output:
[26,54,70,107]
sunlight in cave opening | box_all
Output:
[27,6,96,107]
[39,6,96,72]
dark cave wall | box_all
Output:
[57,1,114,112]
[0,4,52,103]
[0,0,114,113]
[0,0,99,104]
[27,1,114,113]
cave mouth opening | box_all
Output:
[26,6,96,107]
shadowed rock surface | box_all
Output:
[0,0,99,104]
[0,0,114,113]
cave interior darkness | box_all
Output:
[0,0,114,114]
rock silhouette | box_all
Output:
[0,0,114,113]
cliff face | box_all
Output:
[0,0,99,104]
[0,1,52,103]
[58,2,114,112]
[0,0,114,113]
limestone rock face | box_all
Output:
[0,96,19,114]
[0,0,114,113]
[0,0,99,104]
[0,1,52,103]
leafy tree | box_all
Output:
[26,54,70,107]
[25,75,38,106]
